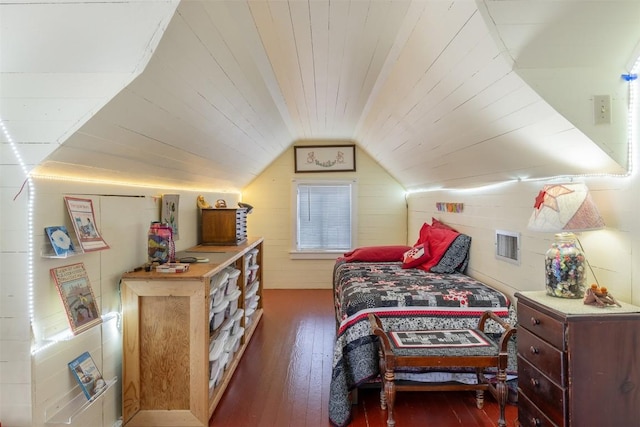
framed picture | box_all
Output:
[50,263,102,335]
[161,194,180,240]
[294,145,356,172]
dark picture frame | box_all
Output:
[294,144,356,172]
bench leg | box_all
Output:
[495,369,508,427]
[378,347,387,410]
[383,369,396,427]
[475,390,485,409]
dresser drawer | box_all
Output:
[518,327,566,386]
[517,301,565,349]
[518,391,561,427]
[518,355,566,426]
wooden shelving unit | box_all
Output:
[121,237,264,426]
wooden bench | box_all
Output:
[368,312,516,427]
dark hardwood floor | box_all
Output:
[210,289,518,427]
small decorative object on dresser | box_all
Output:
[515,291,640,427]
[583,284,621,307]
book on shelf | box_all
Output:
[50,263,102,335]
[45,225,76,256]
[68,351,107,401]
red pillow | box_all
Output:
[402,243,431,269]
[341,245,412,263]
[417,227,460,271]
[414,222,431,246]
[431,217,457,231]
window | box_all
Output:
[291,179,357,258]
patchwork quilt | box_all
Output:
[329,261,516,427]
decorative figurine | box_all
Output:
[197,195,212,209]
[583,284,621,307]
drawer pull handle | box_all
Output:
[530,346,539,355]
[530,378,540,387]
[531,417,541,427]
[530,317,540,326]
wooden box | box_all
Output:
[200,208,247,245]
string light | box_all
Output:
[1,119,36,334]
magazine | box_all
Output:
[68,351,107,400]
[45,226,76,257]
[50,263,102,335]
[64,196,110,252]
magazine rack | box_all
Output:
[44,377,117,424]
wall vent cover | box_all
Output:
[495,230,520,265]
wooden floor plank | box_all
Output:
[210,289,518,427]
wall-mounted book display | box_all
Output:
[68,351,107,401]
[64,196,109,252]
[50,263,102,335]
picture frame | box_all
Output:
[50,263,102,335]
[294,145,356,172]
[161,194,180,240]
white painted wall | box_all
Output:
[407,175,640,306]
[243,143,408,289]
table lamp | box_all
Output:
[527,183,605,298]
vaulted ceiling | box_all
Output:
[3,1,639,192]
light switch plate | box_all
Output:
[594,95,611,124]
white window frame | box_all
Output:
[290,179,358,259]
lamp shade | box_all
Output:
[527,183,604,232]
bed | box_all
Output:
[328,220,517,427]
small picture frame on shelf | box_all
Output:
[45,226,76,257]
[68,351,106,401]
[50,263,102,335]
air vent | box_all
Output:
[495,230,520,265]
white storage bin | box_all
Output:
[209,337,225,379]
[210,299,229,331]
[225,289,241,317]
[248,248,259,265]
[245,280,259,300]
[210,285,225,309]
[246,293,260,310]
[225,268,241,294]
[246,264,260,285]
[227,327,244,356]
[211,270,229,291]
[215,352,229,386]
[244,306,255,329]
[230,308,244,335]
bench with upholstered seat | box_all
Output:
[368,311,516,427]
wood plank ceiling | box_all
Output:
[3,0,639,192]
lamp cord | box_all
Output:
[575,236,601,287]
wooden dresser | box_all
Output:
[515,291,640,427]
